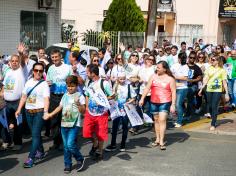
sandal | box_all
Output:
[151,141,160,147]
[160,145,166,150]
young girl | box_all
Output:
[44,75,86,174]
[105,72,136,152]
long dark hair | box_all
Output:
[156,61,174,78]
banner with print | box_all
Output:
[109,100,121,120]
[143,113,153,123]
[87,87,110,109]
[124,104,143,126]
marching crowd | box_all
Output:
[0,39,236,173]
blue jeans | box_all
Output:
[186,85,198,116]
[26,111,44,159]
[206,92,222,127]
[61,127,84,168]
[176,88,188,125]
[228,78,236,105]
[111,116,129,148]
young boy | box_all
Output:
[44,75,85,174]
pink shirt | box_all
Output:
[150,74,172,104]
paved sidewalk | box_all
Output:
[183,111,236,135]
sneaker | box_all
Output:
[174,123,182,128]
[1,143,12,150]
[89,146,98,156]
[35,151,46,160]
[76,158,85,172]
[12,145,22,151]
[105,145,117,152]
[195,108,201,114]
[210,126,216,131]
[119,148,126,152]
[204,113,211,118]
[23,158,34,168]
[64,167,71,174]
[92,151,103,161]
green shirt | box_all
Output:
[226,57,236,79]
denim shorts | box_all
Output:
[150,102,171,115]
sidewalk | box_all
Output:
[182,111,236,135]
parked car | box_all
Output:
[45,43,98,64]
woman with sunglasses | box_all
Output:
[195,52,210,115]
[91,54,106,78]
[198,55,229,131]
[15,63,50,168]
[110,54,126,84]
[138,54,156,116]
[125,51,141,134]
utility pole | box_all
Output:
[146,0,157,49]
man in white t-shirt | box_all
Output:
[167,45,179,68]
[47,49,72,150]
[3,54,27,150]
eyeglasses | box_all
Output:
[93,60,99,62]
[147,58,154,61]
[33,69,44,73]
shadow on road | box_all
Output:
[0,157,19,174]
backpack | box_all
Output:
[87,78,108,96]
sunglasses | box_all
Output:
[211,59,217,61]
[108,62,114,64]
[189,56,195,59]
[159,51,163,52]
[117,58,122,60]
[33,69,44,73]
[93,60,99,62]
[216,48,221,50]
[131,54,138,57]
[198,56,204,58]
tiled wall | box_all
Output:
[0,0,61,55]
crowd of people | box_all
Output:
[0,38,236,173]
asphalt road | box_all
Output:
[1,126,236,176]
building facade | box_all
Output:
[0,0,62,55]
[62,0,236,46]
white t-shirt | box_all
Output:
[60,92,85,127]
[114,83,136,116]
[156,55,168,63]
[99,66,106,78]
[125,63,140,79]
[22,79,50,109]
[47,64,71,94]
[111,65,125,81]
[171,63,189,89]
[3,67,26,101]
[138,66,155,95]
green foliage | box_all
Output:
[102,0,145,32]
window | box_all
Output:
[178,24,203,44]
[20,11,47,51]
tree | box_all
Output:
[102,0,145,32]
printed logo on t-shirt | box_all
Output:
[27,94,36,104]
[5,78,15,91]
